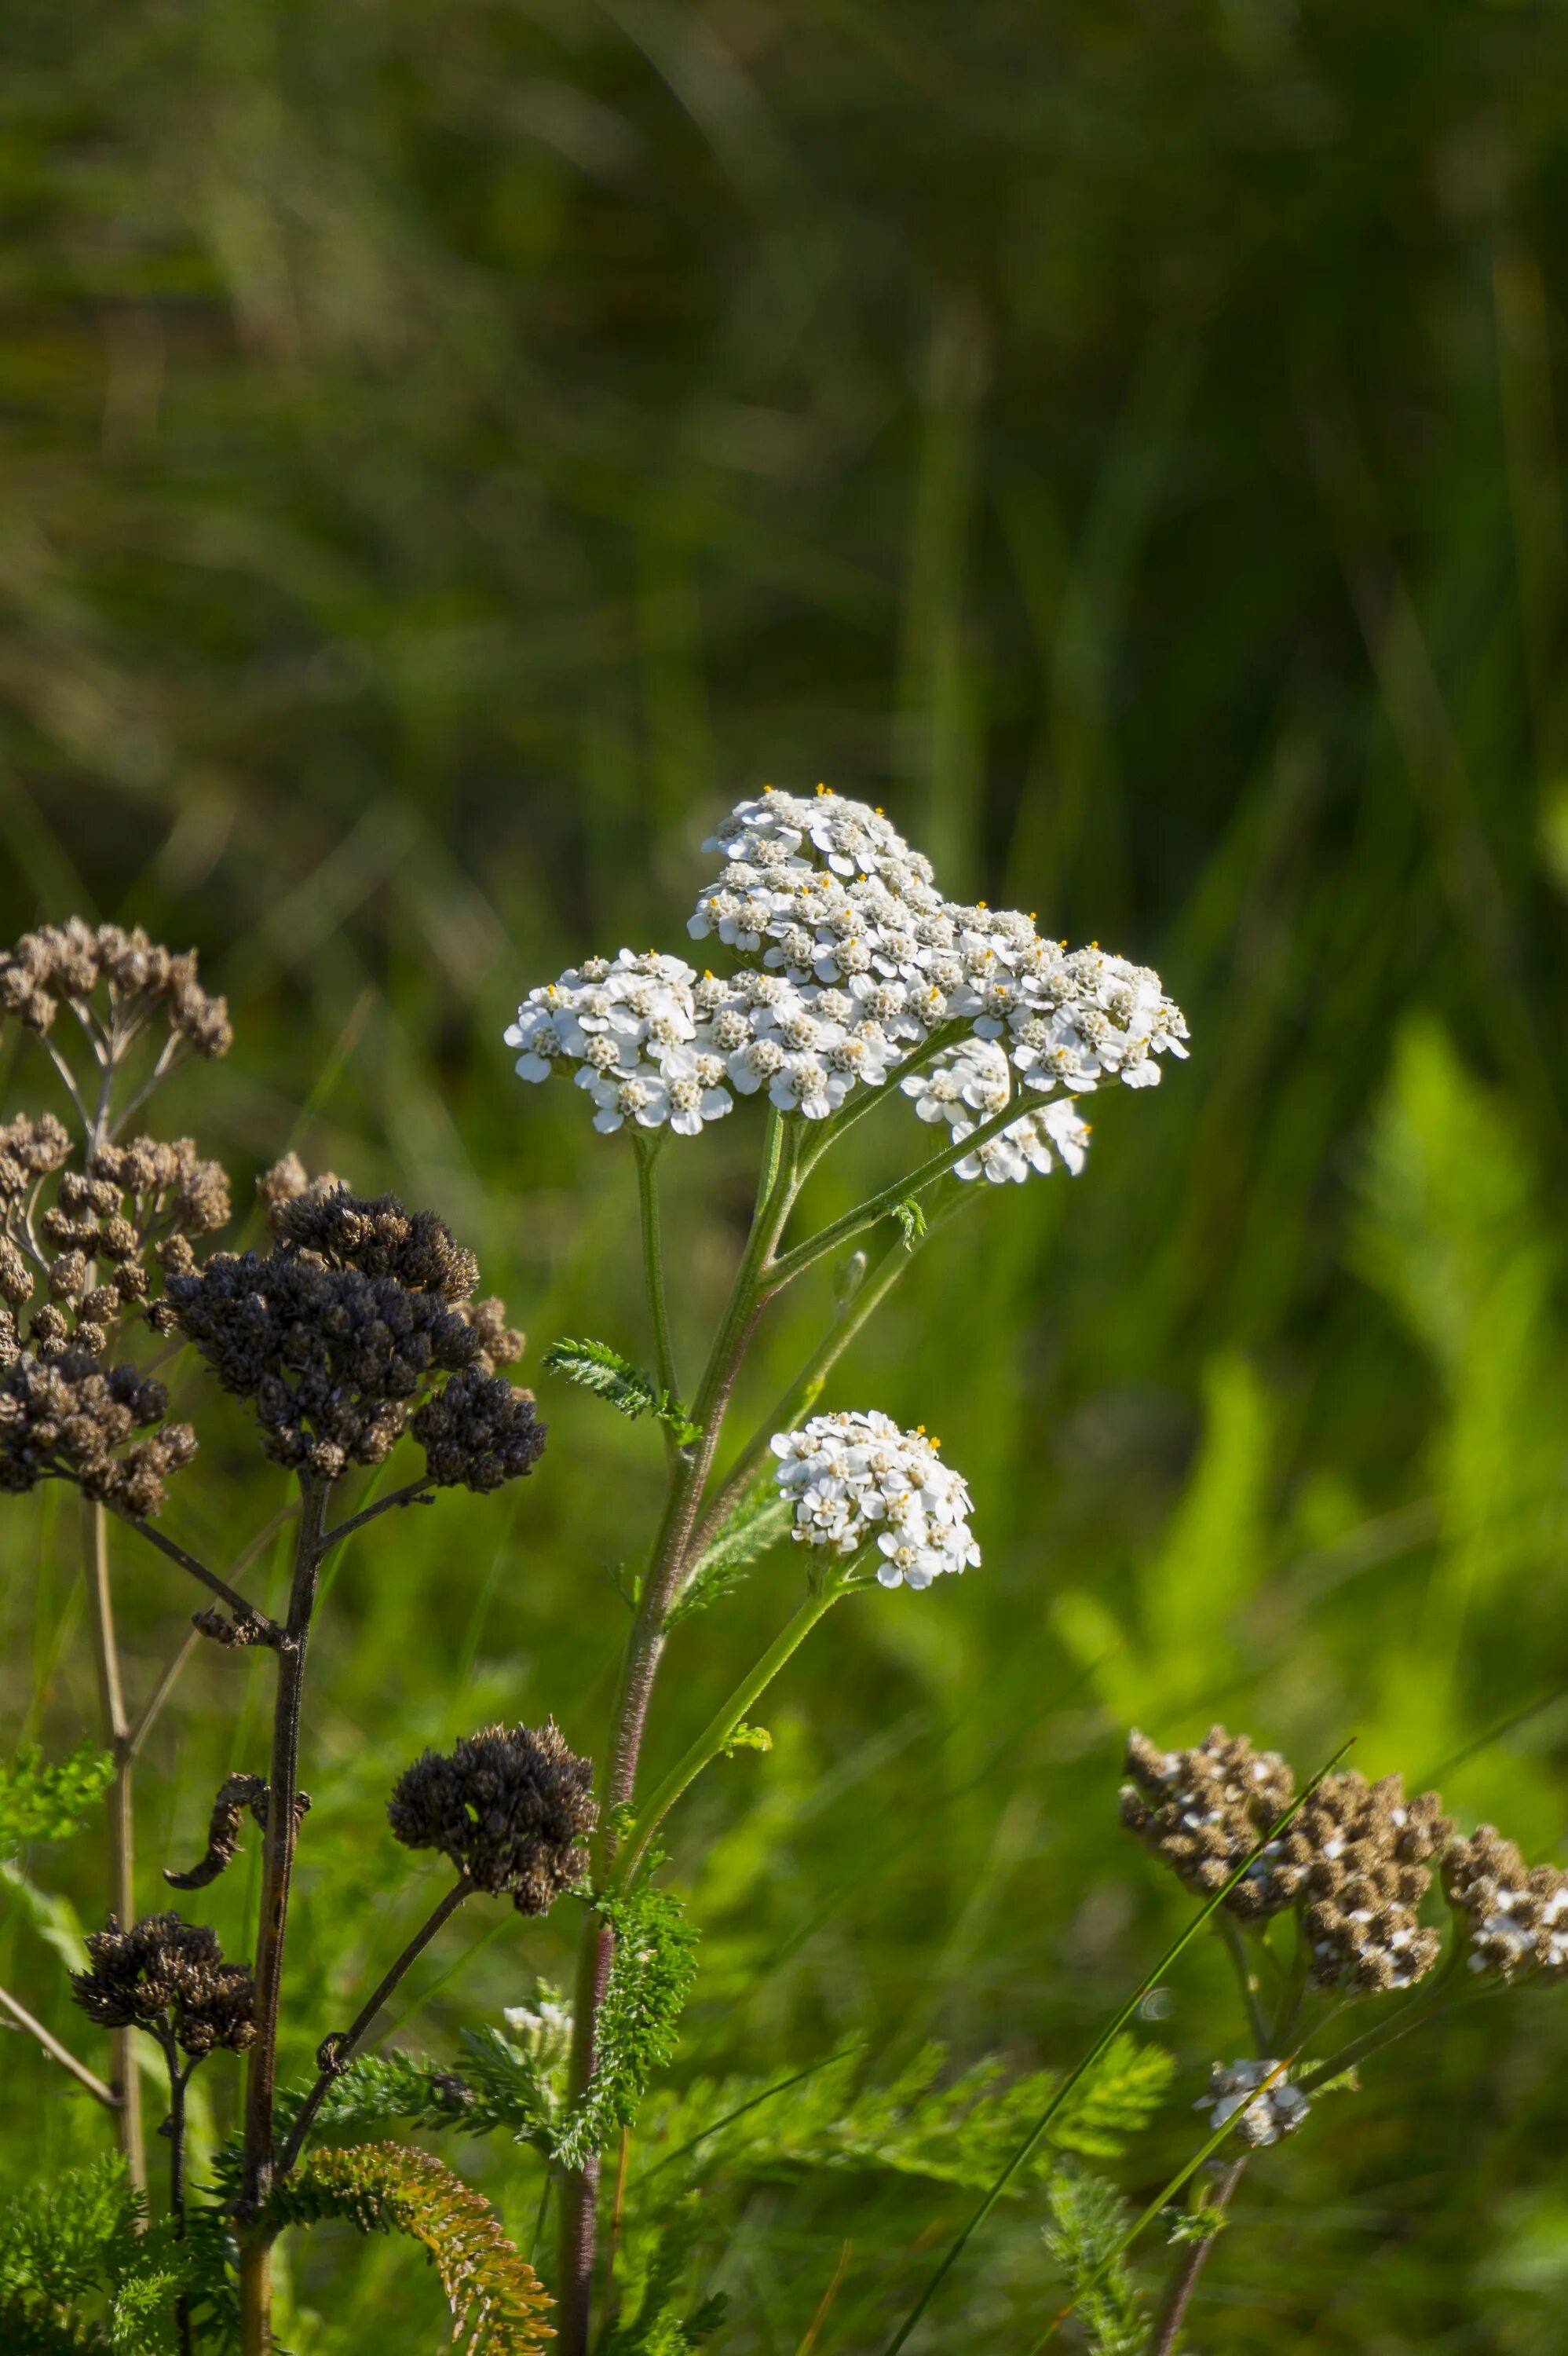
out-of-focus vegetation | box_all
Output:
[4,0,1568,2345]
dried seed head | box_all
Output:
[1444,1826,1568,1984]
[166,1179,537,1487]
[0,1346,196,1514]
[411,1367,546,1492]
[0,920,231,1055]
[1266,1771,1451,1992]
[1119,1725,1295,1919]
[71,1912,256,2057]
[387,1721,597,1914]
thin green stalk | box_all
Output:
[1219,1915,1270,2057]
[879,1740,1354,2356]
[687,1185,971,1564]
[1032,2062,1298,2352]
[616,1568,857,1889]
[791,1020,967,1181]
[771,1095,1029,1289]
[633,1133,681,1439]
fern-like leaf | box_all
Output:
[0,1745,114,1857]
[1044,2164,1150,2356]
[667,1488,795,1628]
[633,2035,1171,2194]
[551,1888,699,2171]
[542,1339,700,1445]
[600,2199,726,2355]
[267,2144,552,2354]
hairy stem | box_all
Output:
[239,1476,329,2356]
[555,1111,799,2354]
[633,1134,680,1423]
[1146,2157,1247,2356]
[615,1573,850,1889]
[0,1981,121,2109]
[82,1496,146,2193]
[277,1876,473,2176]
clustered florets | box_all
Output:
[1443,1827,1568,1983]
[0,920,232,1056]
[70,1912,256,2057]
[165,1172,541,1488]
[387,1721,597,1914]
[770,1408,980,1589]
[1122,1725,1568,2001]
[1119,1727,1295,1919]
[1120,1728,1453,1992]
[0,1114,230,1365]
[1197,2059,1310,2147]
[0,1348,196,1514]
[506,788,1187,1177]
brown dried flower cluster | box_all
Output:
[1269,1770,1451,1992]
[1,1116,230,1363]
[1443,1827,1568,1985]
[0,920,231,1057]
[71,1912,256,2057]
[1120,1726,1295,1919]
[0,1348,196,1515]
[387,1721,597,1914]
[166,1171,539,1489]
[1122,1725,1453,1992]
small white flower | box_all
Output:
[589,1067,671,1133]
[1197,2059,1310,2149]
[771,1409,979,1586]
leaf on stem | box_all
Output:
[541,1338,700,1445]
[550,1887,700,2172]
[888,1198,927,1249]
[721,1724,772,1757]
[667,1488,795,1629]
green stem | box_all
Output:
[1144,2156,1248,2356]
[82,1497,146,2196]
[556,1110,801,2356]
[791,1021,967,1181]
[1219,1915,1270,2057]
[616,1571,854,1889]
[633,1135,681,1437]
[686,1183,972,1564]
[770,1096,1028,1288]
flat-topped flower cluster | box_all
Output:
[506,788,1187,1181]
[770,1407,980,1589]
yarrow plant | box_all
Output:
[0,796,1201,2355]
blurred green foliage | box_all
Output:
[4,0,1568,2345]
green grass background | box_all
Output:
[5,0,1568,2345]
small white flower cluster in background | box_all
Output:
[770,1407,980,1589]
[1197,2058,1310,2148]
[507,786,1188,1160]
[501,1992,574,2072]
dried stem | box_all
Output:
[239,1475,330,2356]
[319,1480,437,1557]
[1146,2157,1247,2356]
[160,2040,196,2356]
[109,1506,287,1648]
[127,1502,301,1765]
[82,1495,146,2193]
[277,1875,473,2177]
[0,1980,122,2109]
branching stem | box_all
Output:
[319,1480,436,1557]
[277,1876,473,2177]
[633,1133,681,1426]
[109,1506,287,1648]
[1146,2157,1247,2356]
[82,1495,146,2193]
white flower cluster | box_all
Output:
[501,1992,573,2072]
[770,1407,980,1589]
[507,786,1189,1162]
[1196,2058,1310,2149]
